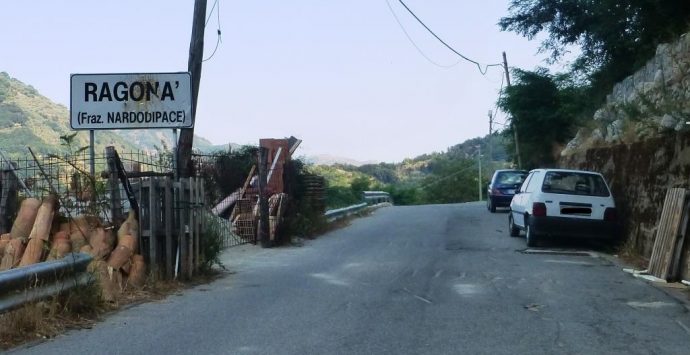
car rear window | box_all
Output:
[541,171,610,197]
[495,171,527,185]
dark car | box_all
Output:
[487,169,527,213]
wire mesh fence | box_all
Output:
[0,151,171,225]
[192,152,257,246]
[0,149,246,249]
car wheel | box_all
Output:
[525,223,539,247]
[486,198,491,211]
[489,199,496,213]
[509,214,519,237]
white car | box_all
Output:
[508,169,619,247]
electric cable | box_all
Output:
[395,0,503,75]
[491,74,505,120]
[203,0,222,62]
[206,0,219,26]
[385,0,462,69]
[418,163,479,189]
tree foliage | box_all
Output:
[499,69,588,168]
[499,0,690,97]
[356,163,399,184]
[198,145,258,204]
[421,157,478,204]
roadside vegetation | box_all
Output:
[313,134,512,207]
[0,278,195,350]
[497,0,690,168]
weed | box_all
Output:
[0,283,104,350]
[199,216,226,273]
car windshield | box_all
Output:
[495,171,526,185]
[541,171,610,197]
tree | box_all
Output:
[499,0,690,98]
[350,176,371,195]
[499,68,587,168]
[421,157,477,204]
[357,163,399,184]
[197,145,257,204]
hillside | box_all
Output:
[114,129,239,154]
[0,72,140,156]
[0,72,231,157]
[311,133,512,206]
[304,154,378,167]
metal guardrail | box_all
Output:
[0,253,93,314]
[325,192,392,222]
[362,191,392,205]
[324,203,368,222]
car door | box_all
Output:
[510,171,533,228]
[486,172,496,198]
[522,170,543,221]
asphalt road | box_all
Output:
[12,202,690,354]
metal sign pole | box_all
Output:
[89,130,95,178]
[172,128,179,278]
[172,129,178,181]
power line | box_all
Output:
[205,0,219,26]
[491,74,505,120]
[385,0,462,69]
[203,0,222,62]
[418,163,477,189]
[395,0,503,75]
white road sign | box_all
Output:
[70,72,193,130]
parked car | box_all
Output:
[508,168,618,247]
[487,169,528,213]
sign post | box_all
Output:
[89,130,95,181]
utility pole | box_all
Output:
[488,110,493,163]
[177,0,207,178]
[477,145,482,202]
[502,51,522,169]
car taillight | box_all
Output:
[532,202,547,217]
[604,207,617,221]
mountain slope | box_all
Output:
[0,72,140,156]
[0,72,236,156]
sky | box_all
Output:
[1,0,571,163]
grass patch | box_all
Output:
[0,283,104,350]
[0,269,220,351]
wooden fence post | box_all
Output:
[177,179,189,280]
[193,178,200,271]
[188,177,194,276]
[164,177,173,279]
[148,178,159,277]
[0,162,18,234]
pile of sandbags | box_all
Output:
[0,197,147,302]
[88,209,147,302]
[0,196,54,270]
